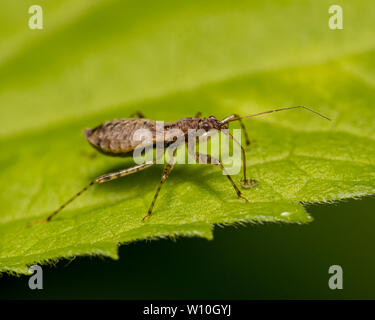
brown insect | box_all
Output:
[28,106,329,226]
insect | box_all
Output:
[28,106,330,226]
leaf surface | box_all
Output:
[1,0,374,274]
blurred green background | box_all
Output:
[1,0,375,298]
[1,197,375,299]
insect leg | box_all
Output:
[222,130,258,190]
[129,111,146,118]
[194,112,202,118]
[192,151,249,202]
[143,162,175,222]
[221,114,250,146]
[28,161,155,226]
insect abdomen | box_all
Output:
[84,118,156,156]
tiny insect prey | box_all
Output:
[28,106,330,226]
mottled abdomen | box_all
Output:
[84,118,158,157]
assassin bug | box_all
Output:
[28,106,330,226]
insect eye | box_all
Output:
[209,115,216,119]
[203,123,209,130]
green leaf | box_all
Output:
[1,0,375,275]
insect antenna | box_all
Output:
[221,106,331,124]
